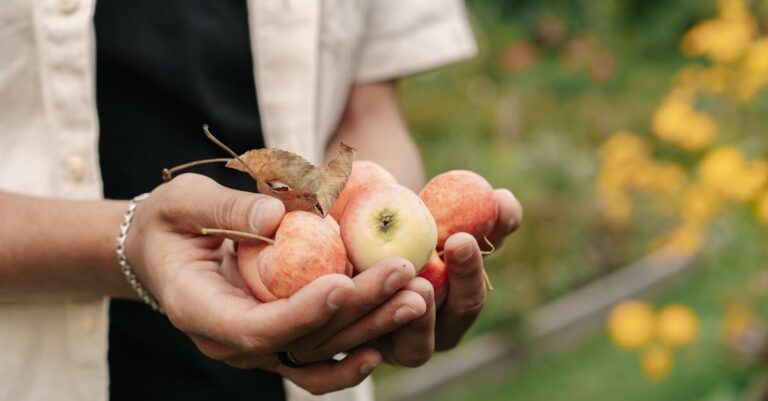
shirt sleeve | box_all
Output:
[354,0,477,83]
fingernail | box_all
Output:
[394,307,418,324]
[250,198,283,234]
[360,362,377,375]
[327,288,349,310]
[384,272,408,294]
[454,242,474,263]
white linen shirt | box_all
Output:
[0,1,476,400]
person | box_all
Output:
[0,1,523,400]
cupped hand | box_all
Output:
[432,188,523,352]
[354,189,522,367]
[122,173,427,394]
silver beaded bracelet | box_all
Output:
[115,192,164,313]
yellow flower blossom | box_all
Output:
[737,38,768,101]
[652,92,717,151]
[599,131,650,166]
[677,65,732,95]
[756,190,768,224]
[657,304,699,347]
[599,189,633,227]
[641,345,674,382]
[681,0,757,63]
[699,147,768,202]
[607,301,656,349]
[681,184,723,225]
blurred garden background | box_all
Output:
[377,0,768,399]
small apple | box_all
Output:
[419,250,447,307]
[238,211,348,302]
[330,160,397,222]
[341,182,437,273]
[419,170,498,250]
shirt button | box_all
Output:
[80,312,97,335]
[63,154,86,182]
[57,0,79,14]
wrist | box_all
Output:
[115,193,163,312]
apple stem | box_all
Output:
[479,237,495,291]
[162,158,233,181]
[480,236,496,256]
[200,228,275,244]
[482,268,494,292]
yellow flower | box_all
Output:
[652,92,717,151]
[677,65,732,95]
[681,184,723,225]
[598,189,634,227]
[607,301,655,349]
[599,131,649,166]
[699,147,768,202]
[681,0,757,63]
[737,38,768,101]
[641,345,674,382]
[657,304,699,346]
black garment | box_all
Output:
[94,1,283,400]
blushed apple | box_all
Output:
[238,211,348,302]
[419,170,498,250]
[419,250,447,307]
[330,160,397,222]
[340,183,437,273]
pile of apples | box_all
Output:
[237,161,498,306]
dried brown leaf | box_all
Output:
[225,144,355,216]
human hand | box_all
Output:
[434,188,523,351]
[123,173,426,394]
[353,189,522,366]
[435,189,523,351]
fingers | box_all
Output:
[291,257,416,349]
[435,232,485,351]
[164,268,354,354]
[380,277,436,367]
[290,289,427,363]
[158,173,285,238]
[487,189,523,247]
[275,348,383,395]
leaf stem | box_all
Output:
[200,228,275,244]
[202,124,260,181]
[162,158,232,181]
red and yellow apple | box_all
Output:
[238,211,348,302]
[418,250,448,307]
[419,170,498,249]
[330,160,397,222]
[340,182,437,273]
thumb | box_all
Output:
[161,173,285,237]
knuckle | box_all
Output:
[455,298,485,318]
[449,261,483,281]
[213,194,241,230]
[236,334,268,354]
